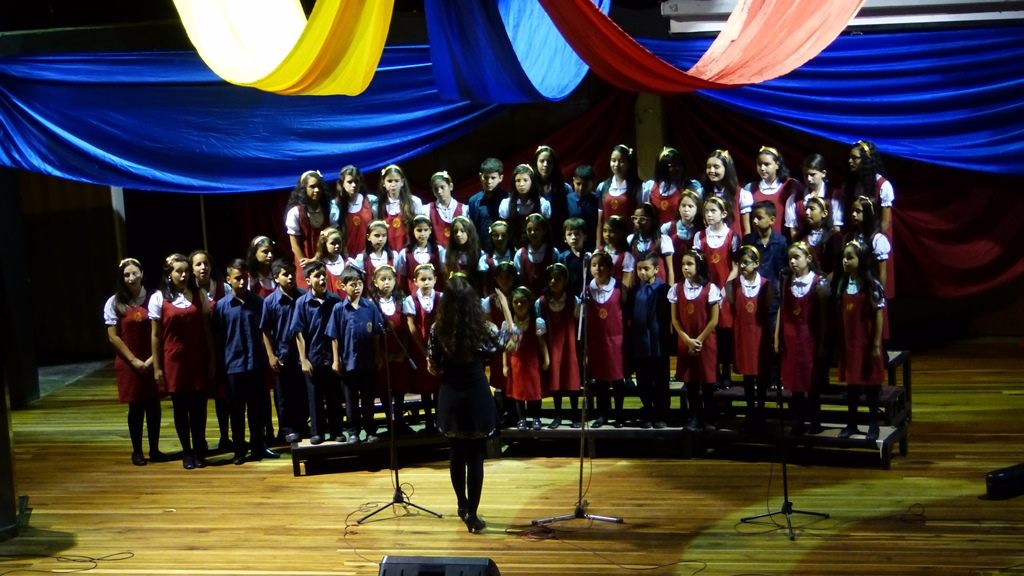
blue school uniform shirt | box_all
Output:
[260,286,305,366]
[629,279,672,359]
[556,249,590,300]
[565,191,600,253]
[214,291,267,375]
[467,188,508,252]
[742,230,789,285]
[289,290,341,367]
[325,296,383,373]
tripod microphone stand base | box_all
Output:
[741,499,829,541]
[357,486,443,524]
[532,499,623,526]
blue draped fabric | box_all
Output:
[639,27,1024,175]
[0,47,501,193]
[425,0,611,103]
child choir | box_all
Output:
[105,142,894,467]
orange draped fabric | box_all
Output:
[537,0,864,94]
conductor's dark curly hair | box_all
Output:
[433,276,490,364]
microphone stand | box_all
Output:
[358,296,442,524]
[533,252,624,526]
[740,351,828,539]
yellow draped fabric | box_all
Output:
[173,0,393,95]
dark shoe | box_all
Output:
[365,434,380,444]
[640,421,653,429]
[256,447,280,459]
[516,420,527,431]
[309,435,325,445]
[218,437,233,453]
[531,419,542,431]
[182,455,196,470]
[285,432,300,444]
[684,416,699,432]
[232,454,246,465]
[148,450,170,463]
[653,421,667,429]
[592,417,607,429]
[194,456,208,468]
[703,423,717,432]
[571,421,582,429]
[614,420,624,429]
[457,507,468,521]
[132,452,147,466]
[866,423,880,441]
[547,417,563,430]
[465,514,486,533]
[807,423,826,435]
[837,425,860,439]
[347,435,362,444]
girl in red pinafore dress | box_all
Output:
[596,144,642,245]
[247,236,278,298]
[726,245,774,432]
[745,146,797,235]
[503,286,550,431]
[694,196,739,388]
[337,165,374,259]
[396,215,446,297]
[351,220,399,290]
[373,164,424,253]
[150,253,215,470]
[286,170,339,290]
[843,140,895,300]
[586,251,627,428]
[661,189,702,287]
[426,171,470,249]
[847,196,892,342]
[189,250,234,452]
[539,263,581,429]
[372,265,414,435]
[786,154,846,239]
[775,242,831,436]
[404,263,444,431]
[645,146,702,227]
[602,215,635,291]
[105,258,164,466]
[670,250,721,431]
[836,240,887,441]
[514,214,555,297]
[795,196,844,285]
[445,216,483,295]
[499,164,552,248]
[479,221,513,296]
[314,227,348,299]
[701,149,752,237]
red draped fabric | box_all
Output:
[537,0,864,93]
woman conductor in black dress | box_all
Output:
[427,272,517,533]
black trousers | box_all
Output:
[275,364,309,437]
[635,355,670,423]
[343,366,378,435]
[226,370,266,455]
[306,365,343,439]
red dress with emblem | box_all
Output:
[699,228,735,329]
[586,282,624,381]
[362,250,399,291]
[507,316,543,402]
[427,201,466,249]
[376,296,412,395]
[650,182,679,226]
[601,184,637,221]
[779,273,822,393]
[517,245,554,297]
[159,290,209,394]
[540,295,580,395]
[383,208,409,253]
[345,196,373,258]
[402,246,444,297]
[293,204,331,290]
[838,287,885,386]
[675,283,718,384]
[731,276,771,376]
[324,259,348,300]
[750,178,796,235]
[607,250,628,286]
[410,291,442,394]
[114,299,161,403]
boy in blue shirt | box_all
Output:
[467,158,507,252]
[629,251,673,429]
[290,261,343,445]
[261,258,308,444]
[567,164,599,253]
[556,217,590,300]
[214,259,271,464]
[327,267,384,444]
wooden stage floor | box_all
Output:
[2,339,1024,575]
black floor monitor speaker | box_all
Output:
[986,463,1024,500]
[379,555,500,576]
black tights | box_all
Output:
[847,385,881,426]
[128,400,162,454]
[171,392,207,456]
[593,379,625,422]
[515,400,541,423]
[449,437,487,515]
